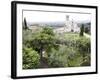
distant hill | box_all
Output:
[28,21,65,28]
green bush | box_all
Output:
[47,35,91,67]
[47,46,73,67]
[23,47,40,69]
[76,37,91,54]
[75,37,91,66]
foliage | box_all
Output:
[23,17,29,30]
[75,37,91,66]
[30,27,59,59]
[84,27,91,35]
[23,47,40,69]
[76,37,91,53]
[47,46,66,67]
[41,27,54,36]
[85,27,89,33]
[22,25,91,68]
[80,24,84,36]
[23,29,33,48]
[47,34,91,67]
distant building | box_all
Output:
[54,15,80,34]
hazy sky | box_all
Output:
[23,11,91,23]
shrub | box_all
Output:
[47,46,73,67]
[23,47,40,69]
[47,36,91,67]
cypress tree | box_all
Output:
[80,24,84,36]
[23,17,28,30]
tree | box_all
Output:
[23,47,40,69]
[80,24,84,36]
[85,27,90,34]
[31,27,58,66]
[76,37,91,66]
[23,17,28,30]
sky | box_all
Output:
[23,10,91,23]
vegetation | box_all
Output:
[23,17,28,30]
[22,25,91,69]
[23,47,40,69]
[80,24,84,36]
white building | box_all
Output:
[54,15,80,34]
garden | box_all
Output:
[22,23,91,69]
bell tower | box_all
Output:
[66,15,69,21]
[65,15,70,31]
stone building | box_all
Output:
[54,15,80,34]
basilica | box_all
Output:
[54,15,80,34]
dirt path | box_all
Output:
[40,57,49,68]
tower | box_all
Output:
[65,15,69,27]
[66,15,69,21]
[65,15,70,32]
[71,19,74,32]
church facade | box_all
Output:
[54,15,80,34]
